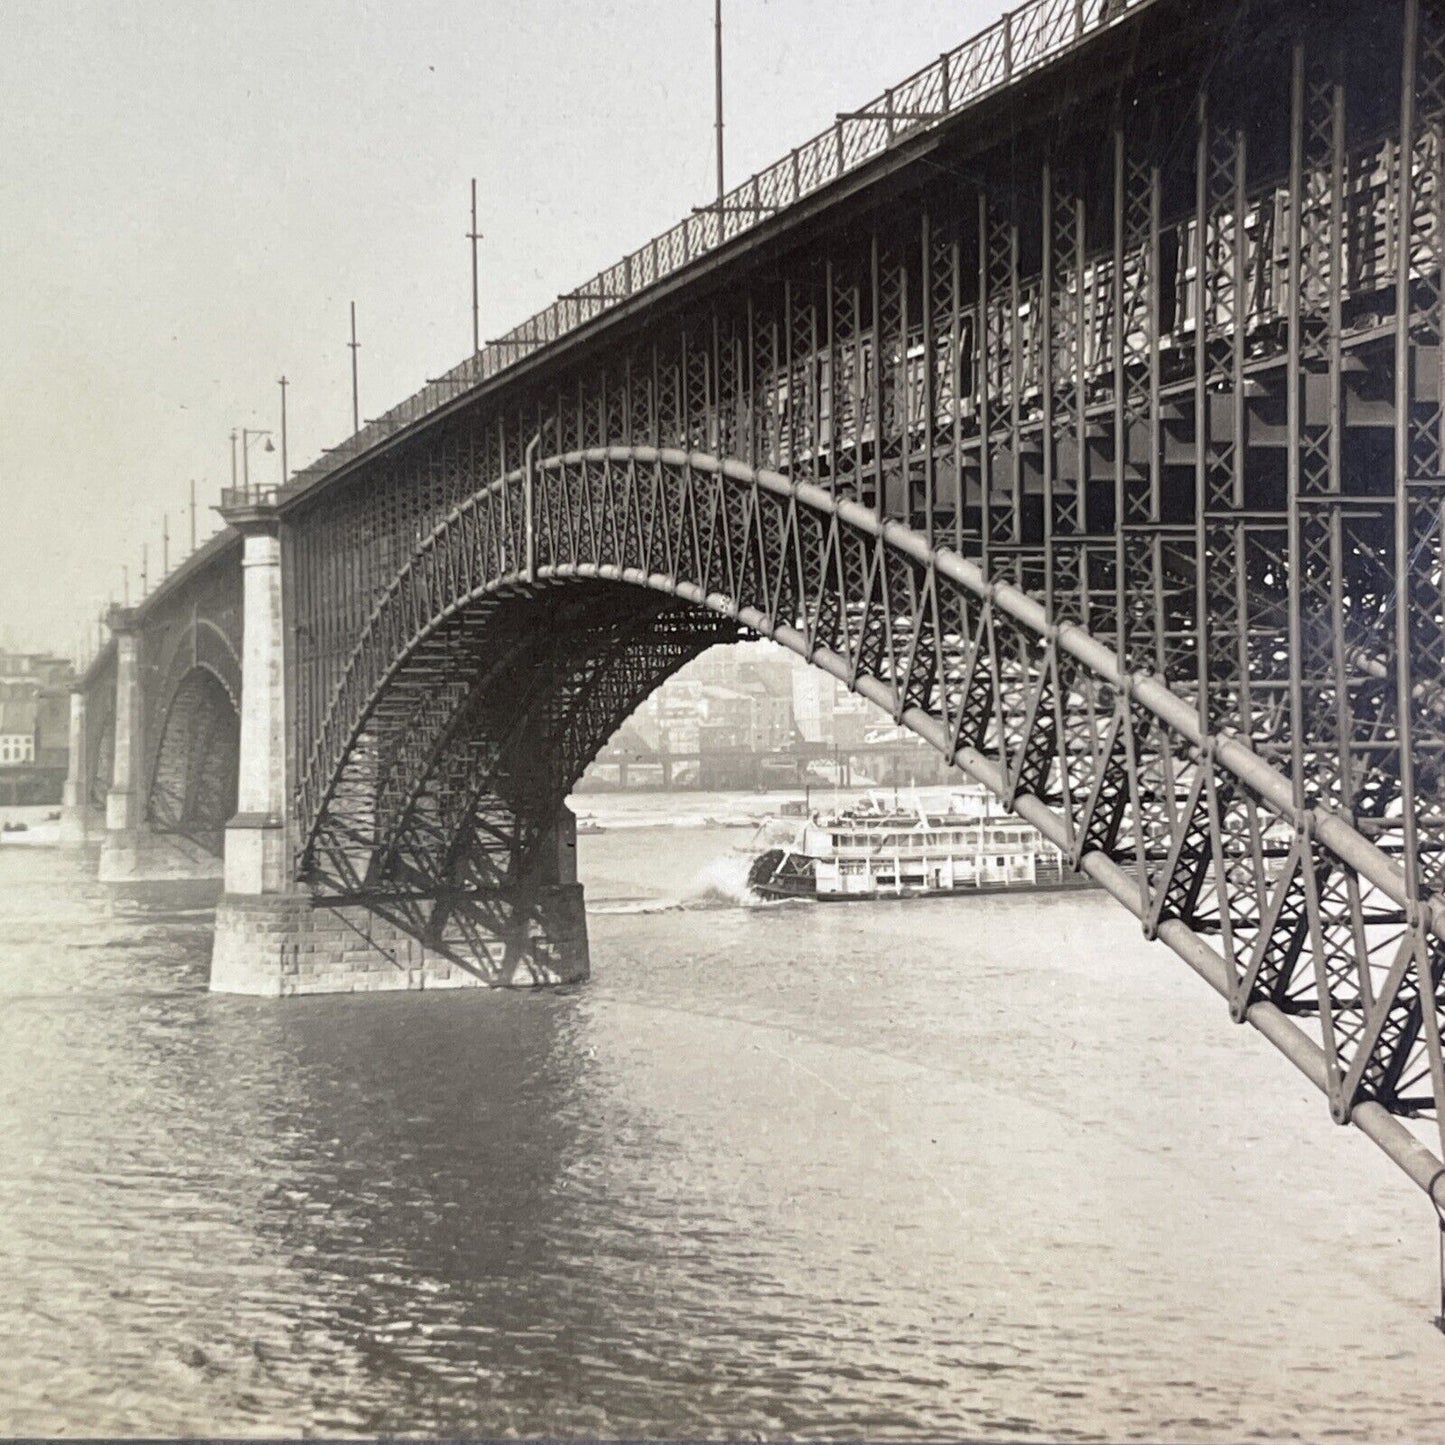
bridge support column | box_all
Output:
[210,496,297,993]
[57,688,95,843]
[220,500,289,895]
[101,608,142,837]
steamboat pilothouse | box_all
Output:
[746,789,1085,902]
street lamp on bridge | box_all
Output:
[278,375,289,489]
[230,427,274,499]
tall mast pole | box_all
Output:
[349,301,360,433]
[469,179,483,356]
[714,0,725,212]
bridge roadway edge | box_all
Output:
[266,0,1185,521]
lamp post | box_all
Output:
[278,375,289,486]
[238,428,274,496]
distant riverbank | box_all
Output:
[0,803,60,845]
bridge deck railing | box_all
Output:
[283,0,1155,499]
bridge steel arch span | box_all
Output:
[87,700,115,812]
[296,442,1445,1207]
[141,615,242,849]
[89,536,244,881]
[82,647,118,813]
[144,660,241,855]
[303,580,737,965]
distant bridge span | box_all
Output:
[66,0,1445,1222]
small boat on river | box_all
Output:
[746,789,1087,902]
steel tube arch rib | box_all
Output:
[298,443,1445,1210]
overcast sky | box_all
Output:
[1,1,1008,658]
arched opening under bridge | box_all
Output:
[146,666,240,857]
[301,580,744,968]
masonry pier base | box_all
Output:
[98,826,223,882]
[56,805,102,845]
[209,884,591,996]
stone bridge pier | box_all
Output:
[57,688,100,843]
[208,496,589,997]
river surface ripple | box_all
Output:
[0,792,1442,1438]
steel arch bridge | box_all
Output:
[72,0,1445,1221]
[134,554,243,854]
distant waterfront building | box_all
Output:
[790,666,872,748]
[0,649,75,803]
[0,701,38,764]
[582,634,952,792]
[630,679,703,756]
[0,651,73,688]
[624,644,799,759]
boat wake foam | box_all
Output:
[590,856,805,915]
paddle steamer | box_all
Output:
[746,790,1084,901]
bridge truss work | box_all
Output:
[69,0,1445,1223]
[273,0,1445,1203]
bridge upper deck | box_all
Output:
[86,0,1175,690]
[271,0,1163,510]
